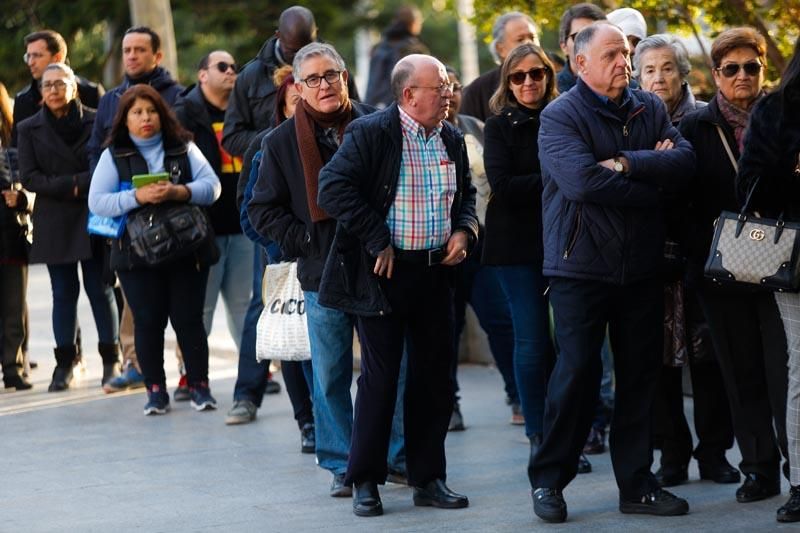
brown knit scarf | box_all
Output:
[294,98,353,222]
[716,90,763,154]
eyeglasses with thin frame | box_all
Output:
[715,61,762,79]
[300,70,343,88]
[568,31,579,42]
[208,61,238,74]
[409,82,455,95]
[23,52,47,63]
[41,80,68,92]
[508,67,549,86]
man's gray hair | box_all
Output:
[489,12,536,64]
[390,60,415,102]
[292,42,346,81]
[632,34,692,80]
[43,62,77,86]
[573,21,615,59]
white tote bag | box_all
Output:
[255,261,311,361]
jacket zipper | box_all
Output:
[622,105,646,137]
[619,105,644,282]
[563,205,583,259]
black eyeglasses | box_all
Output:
[716,61,762,78]
[300,70,343,88]
[508,67,549,86]
[208,61,238,73]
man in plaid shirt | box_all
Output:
[318,54,479,517]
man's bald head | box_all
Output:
[391,54,443,102]
[392,54,451,130]
[277,6,317,64]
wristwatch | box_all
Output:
[613,157,625,173]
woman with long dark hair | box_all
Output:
[18,63,120,392]
[737,36,800,523]
[89,84,220,415]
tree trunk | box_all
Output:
[128,0,179,79]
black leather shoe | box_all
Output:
[619,488,689,516]
[577,453,592,474]
[413,479,468,509]
[330,473,352,497]
[448,402,465,431]
[533,488,567,523]
[48,366,73,392]
[300,422,315,454]
[655,465,688,487]
[698,459,740,484]
[3,374,32,391]
[353,481,383,517]
[736,473,780,503]
[777,485,800,523]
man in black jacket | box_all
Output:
[12,29,104,147]
[317,54,478,517]
[460,12,537,121]
[247,42,398,498]
[174,50,257,416]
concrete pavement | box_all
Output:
[1,265,794,531]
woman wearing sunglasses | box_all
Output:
[679,27,790,505]
[737,37,800,523]
[482,43,560,481]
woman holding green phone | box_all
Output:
[89,84,220,415]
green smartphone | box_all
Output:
[131,172,170,188]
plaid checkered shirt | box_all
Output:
[387,107,457,251]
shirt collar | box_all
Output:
[588,84,632,110]
[398,106,441,140]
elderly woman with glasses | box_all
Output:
[17,62,120,392]
[634,33,739,490]
[679,27,790,504]
[482,42,560,482]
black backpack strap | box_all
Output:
[164,145,191,185]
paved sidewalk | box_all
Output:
[1,266,794,531]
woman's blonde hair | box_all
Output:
[489,43,558,116]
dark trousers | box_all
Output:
[118,257,209,389]
[697,286,789,482]
[0,264,26,377]
[532,277,662,500]
[234,247,269,405]
[346,261,456,487]
[283,359,313,428]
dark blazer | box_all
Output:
[17,104,96,264]
[678,96,745,285]
[482,105,545,265]
[247,102,374,291]
[317,103,479,316]
[460,67,501,122]
[737,90,800,221]
[539,78,695,285]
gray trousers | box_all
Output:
[774,291,800,486]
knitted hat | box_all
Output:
[607,8,647,41]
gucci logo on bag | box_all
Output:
[269,298,306,315]
[749,228,765,241]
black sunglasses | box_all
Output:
[209,61,238,73]
[508,67,549,86]
[716,61,762,78]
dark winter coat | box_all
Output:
[365,27,429,108]
[0,147,31,262]
[87,67,183,171]
[736,90,800,222]
[222,36,361,157]
[316,103,479,316]
[539,77,695,285]
[174,84,241,235]
[482,105,545,265]
[678,96,747,285]
[460,67,501,122]
[17,104,96,264]
[11,76,103,147]
[247,102,374,292]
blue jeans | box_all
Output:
[305,291,355,475]
[305,291,405,475]
[493,265,553,437]
[47,257,118,347]
[203,234,254,350]
[233,247,269,406]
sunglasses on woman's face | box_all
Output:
[508,67,549,86]
[716,61,762,78]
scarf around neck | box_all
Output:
[294,98,352,222]
[716,90,763,154]
[45,100,84,146]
